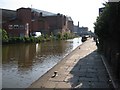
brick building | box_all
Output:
[2,7,73,37]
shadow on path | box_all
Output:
[68,50,113,88]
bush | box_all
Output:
[1,29,9,43]
[19,37,25,42]
[1,30,76,44]
[56,32,62,40]
[24,37,31,43]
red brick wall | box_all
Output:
[45,14,68,34]
[2,8,74,37]
[68,21,73,33]
[17,8,32,35]
[2,20,27,37]
[17,8,31,24]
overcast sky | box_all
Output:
[0,0,108,31]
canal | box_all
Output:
[2,37,82,88]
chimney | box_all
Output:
[78,21,79,27]
[40,12,43,16]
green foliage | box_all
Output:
[0,29,9,43]
[63,32,75,40]
[63,32,69,39]
[20,37,25,42]
[94,3,110,40]
[24,37,31,43]
[9,37,24,43]
[50,32,55,40]
[94,2,120,52]
[1,29,76,44]
[44,34,50,41]
[94,2,120,40]
[56,32,62,40]
[30,37,36,42]
[40,34,45,41]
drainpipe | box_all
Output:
[26,23,29,37]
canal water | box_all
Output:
[2,37,82,88]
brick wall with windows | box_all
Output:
[2,7,74,37]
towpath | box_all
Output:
[28,38,113,88]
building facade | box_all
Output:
[73,21,89,36]
[2,7,74,37]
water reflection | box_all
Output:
[2,37,81,88]
[3,44,36,70]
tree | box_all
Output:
[94,3,110,40]
[94,2,120,51]
[94,2,120,80]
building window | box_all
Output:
[14,25,19,29]
[8,25,13,29]
[19,25,24,29]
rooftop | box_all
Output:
[31,8,57,16]
[2,9,16,23]
[67,16,73,21]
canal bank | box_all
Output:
[28,38,113,88]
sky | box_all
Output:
[0,0,108,31]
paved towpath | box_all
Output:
[29,38,113,88]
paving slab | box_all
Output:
[56,82,71,88]
[43,81,58,88]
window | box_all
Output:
[14,25,19,29]
[19,25,24,29]
[8,25,13,29]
